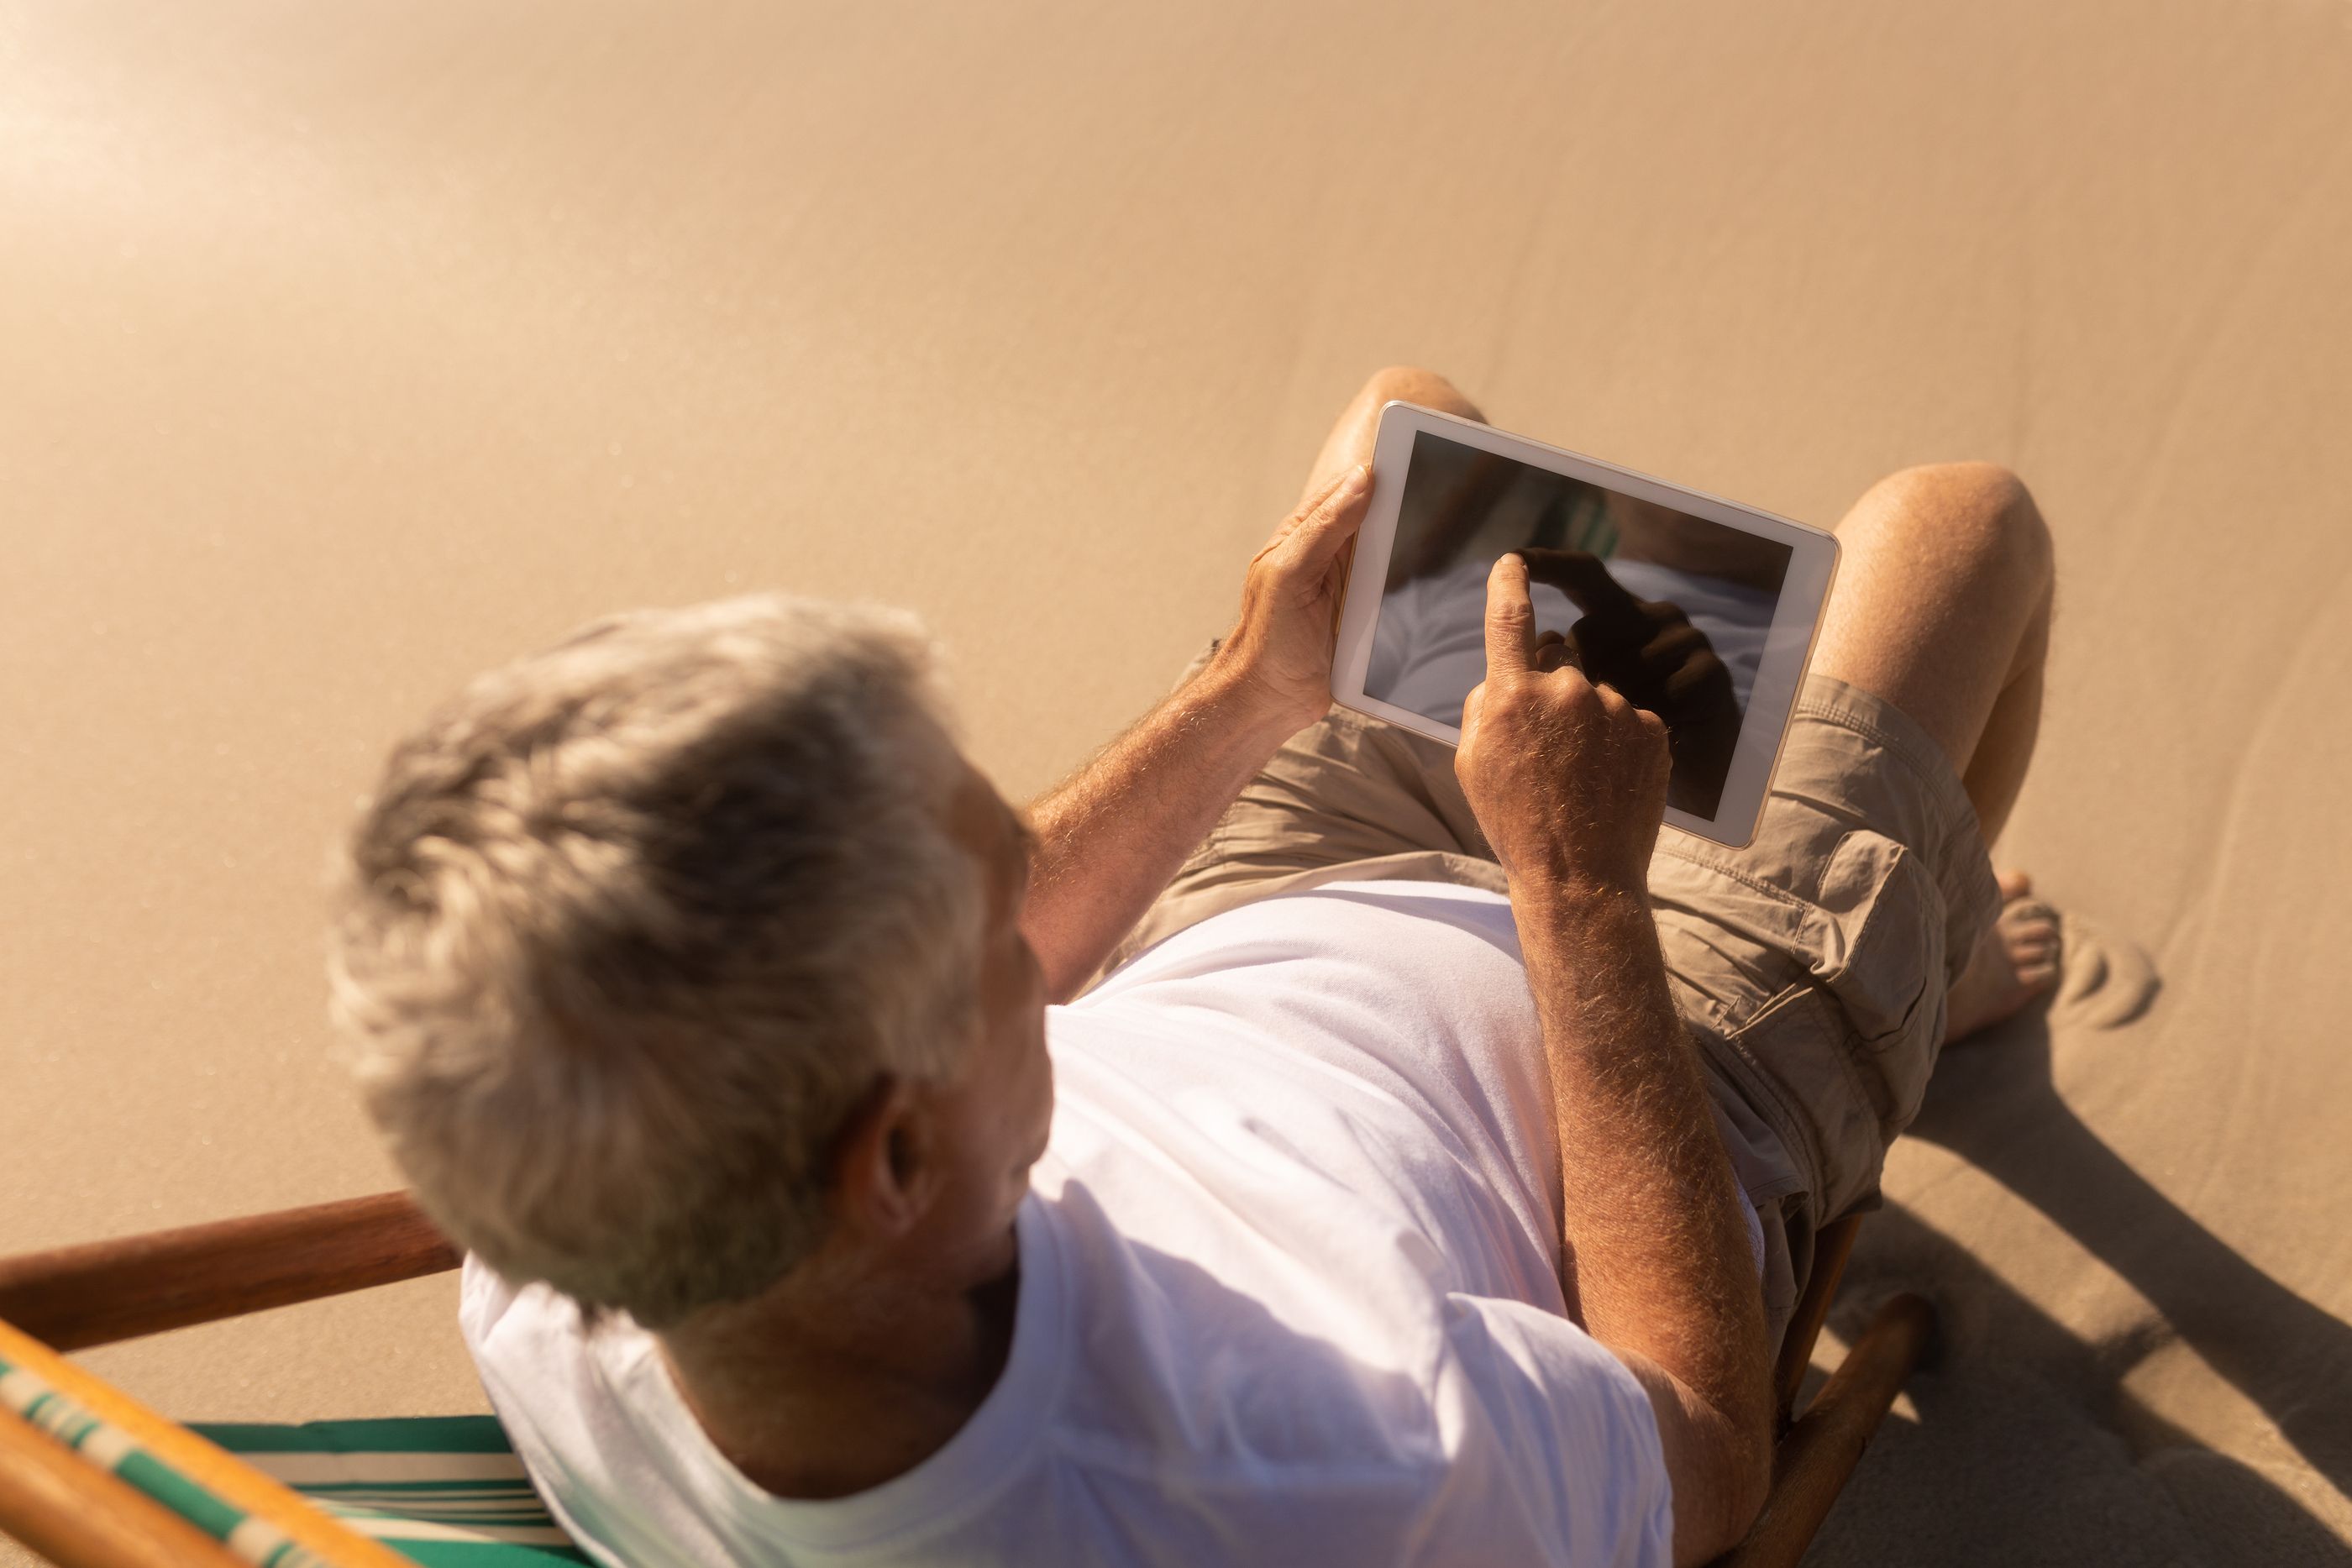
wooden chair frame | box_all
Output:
[0,1195,1933,1567]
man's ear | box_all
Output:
[829,1075,930,1240]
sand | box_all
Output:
[3,2,2349,1561]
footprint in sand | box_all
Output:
[1949,873,2161,1044]
[2047,907,2160,1031]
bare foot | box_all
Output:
[1942,869,2062,1046]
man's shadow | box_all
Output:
[1826,975,2352,1558]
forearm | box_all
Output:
[1515,879,1770,1559]
[1021,660,1297,1001]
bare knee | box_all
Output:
[1853,461,2052,600]
[1305,367,1486,500]
[1356,365,1483,423]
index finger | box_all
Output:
[1520,547,1641,621]
[1483,552,1536,678]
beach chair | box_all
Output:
[0,1193,1934,1567]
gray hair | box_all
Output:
[328,594,986,1328]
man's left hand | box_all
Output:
[1020,462,1371,999]
[1210,464,1373,733]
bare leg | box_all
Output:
[1299,366,1485,503]
[1809,461,2054,844]
[1809,461,2061,1041]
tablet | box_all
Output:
[1332,401,1840,849]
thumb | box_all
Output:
[1456,679,1489,763]
[1277,464,1373,576]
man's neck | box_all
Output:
[657,1249,1022,1502]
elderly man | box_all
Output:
[331,369,2058,1567]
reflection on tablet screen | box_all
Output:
[1365,430,1793,820]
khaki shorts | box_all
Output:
[1100,648,2003,1350]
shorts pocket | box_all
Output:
[1656,830,1947,1051]
[1653,829,1952,1157]
[1799,829,1945,1056]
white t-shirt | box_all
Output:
[465,880,1763,1566]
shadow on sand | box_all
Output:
[1808,974,2352,1564]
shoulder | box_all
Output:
[457,1251,527,1355]
[459,1252,572,1360]
[455,1254,673,1462]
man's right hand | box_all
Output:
[1456,552,1672,899]
[1517,548,1744,815]
[1462,548,1772,1563]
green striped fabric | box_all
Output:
[0,1348,334,1567]
[0,1348,590,1568]
[192,1418,594,1566]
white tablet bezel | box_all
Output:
[1331,401,1840,850]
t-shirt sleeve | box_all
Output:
[1427,1292,1676,1568]
[456,1251,522,1352]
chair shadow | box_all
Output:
[1809,1198,2352,1566]
[1876,996,2352,1543]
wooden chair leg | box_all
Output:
[1713,1293,1939,1568]
[1774,1215,1863,1421]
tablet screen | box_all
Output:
[1363,429,1794,820]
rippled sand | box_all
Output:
[6,3,2350,1561]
